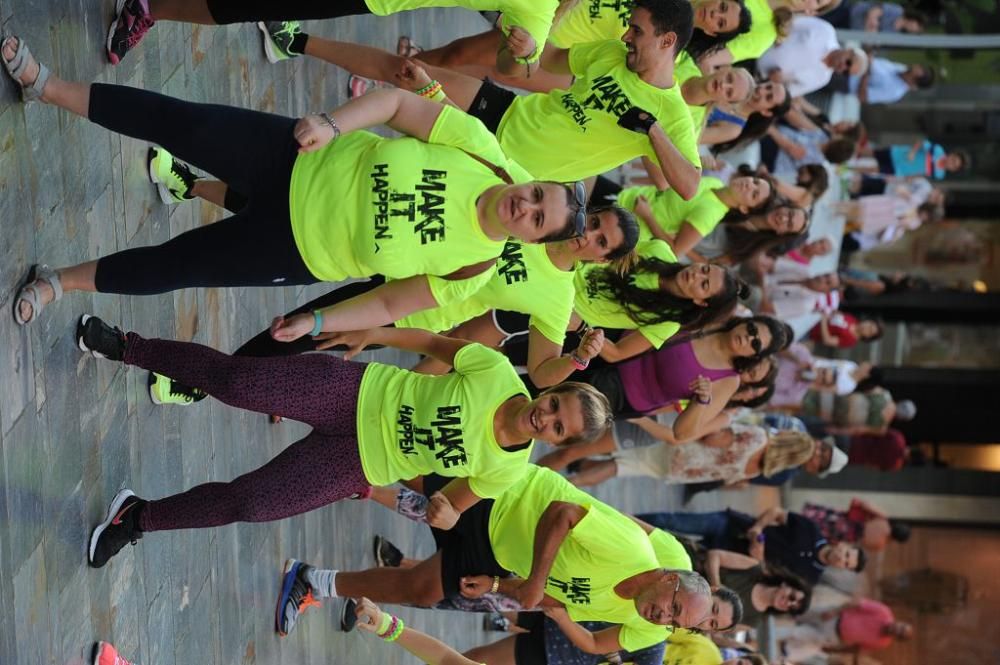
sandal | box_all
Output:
[13,264,63,326]
[396,35,424,58]
[1,34,51,102]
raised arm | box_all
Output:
[543,608,627,654]
[295,88,446,153]
[649,123,700,200]
[671,375,740,442]
[527,327,605,388]
[597,330,654,363]
[270,275,439,342]
[705,549,759,586]
[496,26,540,77]
[669,223,707,261]
[539,44,572,75]
[305,326,471,367]
[355,598,482,665]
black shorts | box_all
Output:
[494,309,531,339]
[426,475,510,599]
[467,80,518,135]
[206,0,370,24]
[854,174,888,198]
[513,612,548,665]
[873,147,895,175]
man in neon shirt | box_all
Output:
[277,465,732,653]
[288,0,704,198]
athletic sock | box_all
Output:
[290,32,309,55]
[307,567,338,598]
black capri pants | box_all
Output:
[88,83,318,294]
[206,0,371,23]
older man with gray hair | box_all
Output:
[757,16,869,98]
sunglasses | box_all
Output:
[572,180,588,237]
[745,321,763,354]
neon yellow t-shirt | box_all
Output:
[364,0,559,64]
[355,344,533,498]
[573,239,681,347]
[727,0,777,62]
[547,0,632,48]
[496,40,701,182]
[662,630,724,665]
[489,465,667,652]
[648,529,693,570]
[289,106,532,307]
[615,177,727,242]
[397,240,575,344]
[673,54,702,86]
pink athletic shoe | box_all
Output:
[107,0,154,65]
[92,641,135,665]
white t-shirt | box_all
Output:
[758,16,840,97]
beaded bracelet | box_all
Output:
[490,575,501,594]
[376,610,393,636]
[385,617,405,642]
[569,352,589,371]
[310,310,324,337]
[429,86,447,102]
[416,81,443,99]
[377,614,399,639]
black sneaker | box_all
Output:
[483,612,511,632]
[373,535,403,568]
[89,488,144,568]
[77,315,127,361]
[339,598,358,632]
[275,559,321,637]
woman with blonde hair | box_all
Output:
[569,424,815,488]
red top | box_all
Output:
[809,311,858,348]
[838,599,895,650]
[848,429,907,471]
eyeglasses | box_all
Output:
[572,180,588,237]
[667,578,682,629]
[745,321,763,354]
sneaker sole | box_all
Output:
[107,0,129,64]
[372,535,383,567]
[76,314,112,360]
[275,558,300,636]
[257,22,284,64]
[88,488,136,566]
[147,372,165,405]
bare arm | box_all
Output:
[699,121,743,146]
[766,126,807,162]
[705,549,759,586]
[669,223,707,261]
[752,506,788,532]
[537,429,617,470]
[649,123,700,200]
[672,376,739,442]
[495,26,540,77]
[527,327,605,388]
[597,331,654,363]
[816,313,840,347]
[316,326,471,367]
[356,599,481,665]
[539,44,572,75]
[641,156,670,191]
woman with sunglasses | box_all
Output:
[3,38,584,326]
[699,80,790,148]
[701,549,812,629]
[592,169,777,260]
[567,315,792,438]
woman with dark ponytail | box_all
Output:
[570,238,750,363]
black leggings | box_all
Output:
[206,0,371,23]
[88,84,317,294]
[235,277,388,357]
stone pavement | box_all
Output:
[0,6,775,663]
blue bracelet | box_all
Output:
[310,310,324,337]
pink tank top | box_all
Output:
[617,340,739,413]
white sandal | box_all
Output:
[1,34,50,102]
[13,264,63,325]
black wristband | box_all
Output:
[617,107,656,135]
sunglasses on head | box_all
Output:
[745,321,763,354]
[572,180,588,237]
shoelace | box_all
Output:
[298,589,322,613]
[122,16,154,49]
